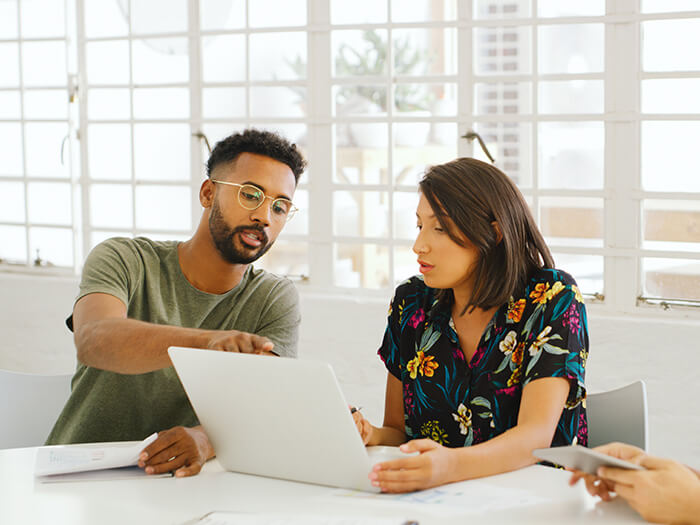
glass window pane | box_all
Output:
[333,30,389,78]
[0,43,19,87]
[540,197,604,248]
[22,41,66,87]
[133,124,190,181]
[23,89,68,120]
[393,28,456,77]
[333,191,388,238]
[392,0,457,22]
[538,80,603,114]
[643,1,700,13]
[539,25,604,74]
[250,32,306,81]
[393,137,457,186]
[202,87,246,119]
[135,185,191,231]
[643,258,700,300]
[473,0,531,19]
[0,91,20,119]
[27,182,71,225]
[0,181,25,223]
[0,225,26,263]
[334,84,387,117]
[25,123,69,178]
[85,0,128,38]
[202,35,246,83]
[474,82,532,115]
[331,0,387,24]
[200,0,245,31]
[538,1,604,17]
[20,0,64,38]
[393,121,431,148]
[249,0,306,27]
[334,243,390,289]
[472,122,532,187]
[473,27,532,76]
[279,189,308,236]
[643,19,700,72]
[394,245,417,285]
[132,38,189,84]
[88,124,132,180]
[90,184,133,229]
[0,123,23,176]
[86,41,130,85]
[29,227,73,267]
[643,79,700,114]
[255,240,309,278]
[643,200,700,253]
[642,121,700,192]
[131,0,187,34]
[393,191,420,240]
[202,124,246,152]
[250,87,306,118]
[552,253,603,297]
[335,126,388,183]
[88,88,131,120]
[538,121,603,189]
[0,1,18,39]
[133,88,189,119]
[259,123,307,149]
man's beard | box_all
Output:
[208,200,273,264]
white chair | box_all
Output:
[0,369,72,449]
[586,380,648,451]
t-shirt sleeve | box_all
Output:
[522,277,588,407]
[254,278,300,358]
[377,291,403,380]
[77,237,143,306]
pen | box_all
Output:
[350,406,363,414]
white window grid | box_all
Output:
[1,0,699,315]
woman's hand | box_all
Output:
[351,407,374,445]
[368,438,455,493]
[598,455,700,524]
[568,442,645,501]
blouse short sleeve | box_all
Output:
[521,271,588,407]
[377,290,404,380]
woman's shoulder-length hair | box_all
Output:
[418,157,554,313]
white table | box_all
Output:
[0,446,645,525]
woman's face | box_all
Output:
[412,193,480,292]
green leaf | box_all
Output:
[494,354,511,374]
[543,342,569,355]
[526,348,543,376]
[471,396,492,409]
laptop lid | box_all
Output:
[168,347,377,492]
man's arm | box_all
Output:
[74,293,275,374]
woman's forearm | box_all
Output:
[369,425,407,446]
[451,422,554,480]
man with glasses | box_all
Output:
[46,129,306,478]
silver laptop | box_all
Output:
[169,347,399,492]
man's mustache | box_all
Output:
[230,224,269,246]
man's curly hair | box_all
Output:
[206,129,307,183]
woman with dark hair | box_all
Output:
[353,157,589,493]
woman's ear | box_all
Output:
[491,221,503,243]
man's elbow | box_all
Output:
[74,322,99,365]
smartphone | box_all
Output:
[532,445,645,476]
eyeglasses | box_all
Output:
[210,180,298,221]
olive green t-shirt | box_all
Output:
[46,236,300,444]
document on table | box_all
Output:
[185,512,418,525]
[35,433,161,482]
[328,480,551,517]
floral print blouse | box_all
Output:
[378,268,588,448]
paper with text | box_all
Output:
[34,433,158,477]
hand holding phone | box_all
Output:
[533,445,645,475]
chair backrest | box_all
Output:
[0,369,72,449]
[586,380,648,451]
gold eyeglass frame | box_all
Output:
[210,179,298,221]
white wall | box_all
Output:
[1,273,698,467]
